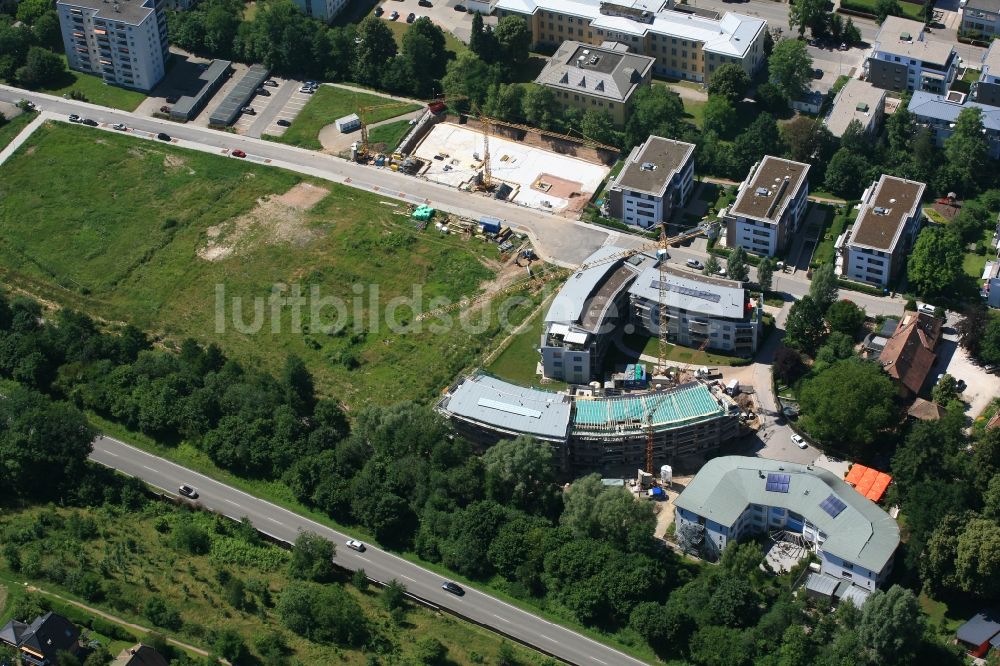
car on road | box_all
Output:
[685,258,703,270]
[241,106,256,115]
[264,79,279,87]
[406,11,415,21]
[839,42,849,51]
[68,114,81,123]
[346,539,366,552]
[441,581,465,596]
[389,10,399,19]
[81,118,98,126]
[256,87,271,96]
[231,149,247,158]
[276,118,291,127]
[791,434,807,449]
[178,484,198,498]
[112,123,127,131]
[156,132,171,142]
[375,5,384,15]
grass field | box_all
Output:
[0,121,533,408]
[963,228,994,278]
[611,332,751,367]
[812,204,854,267]
[0,504,546,665]
[383,19,471,60]
[0,110,37,152]
[31,56,146,111]
[273,86,420,150]
[485,303,567,390]
[366,118,413,152]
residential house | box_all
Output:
[982,259,1000,307]
[907,397,947,421]
[908,91,1000,157]
[961,0,1000,38]
[534,40,654,126]
[111,644,170,666]
[956,610,1000,658]
[878,311,942,395]
[674,456,900,592]
[0,612,80,666]
[607,135,695,228]
[972,40,1000,106]
[494,0,767,82]
[838,175,925,288]
[865,16,957,94]
[824,79,887,138]
[724,156,810,257]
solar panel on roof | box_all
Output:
[820,494,847,518]
[650,280,722,303]
[765,472,790,493]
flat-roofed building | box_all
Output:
[674,456,900,589]
[724,156,810,257]
[961,0,1000,38]
[535,40,654,125]
[824,79,887,138]
[908,91,1000,157]
[865,16,957,94]
[494,0,767,83]
[973,40,1000,106]
[58,0,168,91]
[628,261,761,354]
[839,175,925,287]
[607,135,695,227]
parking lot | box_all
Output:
[255,82,313,138]
[374,0,484,42]
[934,332,1000,425]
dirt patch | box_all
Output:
[24,145,36,156]
[197,183,329,262]
[533,173,589,213]
[163,154,186,169]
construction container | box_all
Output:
[479,216,502,234]
[412,205,435,221]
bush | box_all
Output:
[170,521,211,555]
[142,597,182,631]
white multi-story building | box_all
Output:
[838,175,925,288]
[607,135,695,228]
[675,457,900,592]
[908,91,1000,158]
[961,0,1000,38]
[58,0,168,92]
[865,16,957,94]
[724,156,810,257]
[291,0,350,22]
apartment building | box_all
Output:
[628,262,761,355]
[908,91,1000,157]
[865,16,957,94]
[58,0,168,91]
[494,0,767,83]
[961,0,1000,37]
[675,457,900,592]
[973,40,1000,106]
[724,156,810,257]
[534,40,654,126]
[824,79,887,138]
[291,0,350,22]
[607,135,695,227]
[839,175,925,288]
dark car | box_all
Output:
[68,114,81,122]
[166,95,178,103]
[375,5,384,15]
[231,149,247,158]
[157,132,171,142]
[441,581,465,596]
[178,484,198,498]
[277,118,291,127]
[406,11,415,22]
[454,3,466,10]
[418,0,431,6]
[257,87,271,96]
[813,68,823,79]
[160,105,171,113]
[81,118,98,126]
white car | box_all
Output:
[917,303,938,316]
[791,434,807,449]
[345,539,366,552]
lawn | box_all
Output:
[963,228,994,278]
[29,55,146,111]
[273,85,420,150]
[0,121,535,409]
[612,332,751,367]
[841,0,925,20]
[0,504,547,666]
[366,118,414,152]
[811,204,854,267]
[485,303,566,390]
[383,19,471,60]
[0,110,37,152]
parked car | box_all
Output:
[418,0,432,6]
[813,68,823,79]
[839,42,849,51]
[346,539,366,552]
[389,10,399,19]
[791,434,807,449]
[264,79,279,87]
[406,11,415,22]
[165,95,178,104]
[276,118,291,127]
[375,5,384,15]
[156,132,171,141]
[454,3,466,10]
[178,484,198,498]
[159,105,171,113]
[241,106,255,115]
[917,303,938,316]
[68,114,81,122]
[441,581,465,596]
[112,123,127,131]
[231,149,246,158]
[81,118,98,126]
[19,99,35,110]
[299,87,315,94]
[257,87,270,96]
[685,258,703,270]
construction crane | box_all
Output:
[355,95,467,162]
[470,101,494,191]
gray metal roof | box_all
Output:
[209,64,270,127]
[628,263,747,319]
[908,90,1000,131]
[674,456,900,573]
[805,572,838,597]
[545,246,633,326]
[438,374,572,441]
[171,60,231,121]
[535,40,654,103]
[58,0,156,24]
[957,611,1000,645]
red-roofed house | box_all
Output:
[879,312,942,395]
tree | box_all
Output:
[981,318,1000,365]
[281,354,316,416]
[483,435,559,515]
[757,258,775,292]
[16,0,50,24]
[844,17,862,44]
[907,227,964,298]
[17,46,64,88]
[823,147,872,198]
[32,11,63,51]
[278,581,368,646]
[704,255,721,277]
[768,39,813,100]
[784,295,826,354]
[773,347,803,383]
[442,52,496,106]
[727,246,750,282]
[788,0,828,38]
[755,82,789,114]
[781,116,833,163]
[402,18,449,97]
[703,95,738,138]
[809,263,839,312]
[932,373,960,405]
[414,636,448,665]
[874,0,903,23]
[352,17,397,87]
[857,586,925,664]
[469,12,497,63]
[484,83,525,123]
[382,579,407,612]
[560,474,656,550]
[522,85,560,130]
[288,532,336,582]
[824,300,865,337]
[798,359,897,453]
[943,107,991,196]
[625,85,685,148]
[493,16,530,66]
[815,331,856,366]
[734,113,783,174]
[579,109,617,146]
[954,517,1000,599]
[840,118,870,156]
[214,629,248,663]
[707,63,751,102]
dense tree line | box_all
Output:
[0,2,68,87]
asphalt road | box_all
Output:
[89,435,648,666]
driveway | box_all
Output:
[245,77,300,138]
[933,335,1000,424]
[373,0,485,42]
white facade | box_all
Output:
[58,0,167,92]
[292,0,350,21]
[961,0,1000,36]
[725,156,811,258]
[609,136,695,229]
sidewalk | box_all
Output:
[0,111,47,166]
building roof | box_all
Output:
[495,0,765,58]
[907,397,947,420]
[848,175,925,252]
[965,0,1000,14]
[628,262,749,319]
[825,80,886,138]
[438,374,573,441]
[730,156,810,224]
[611,135,695,197]
[57,0,157,24]
[908,91,1000,131]
[982,40,1000,79]
[545,246,651,329]
[111,645,169,666]
[874,16,955,66]
[0,620,27,647]
[18,613,79,664]
[879,311,941,394]
[957,610,1000,646]
[209,64,270,126]
[572,381,729,431]
[171,60,231,120]
[843,464,892,503]
[674,456,900,573]
[535,41,653,103]
[805,571,839,597]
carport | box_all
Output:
[209,64,270,127]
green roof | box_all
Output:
[675,456,900,573]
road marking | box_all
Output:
[264,516,283,524]
[539,634,555,642]
[141,465,155,472]
[103,451,118,457]
[398,574,416,583]
[492,614,511,623]
[592,659,608,665]
[224,499,241,507]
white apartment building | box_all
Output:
[58,0,168,92]
[838,175,925,288]
[724,156,810,257]
[674,457,900,592]
[607,135,695,228]
[291,0,350,22]
[865,16,957,94]
[961,0,1000,37]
